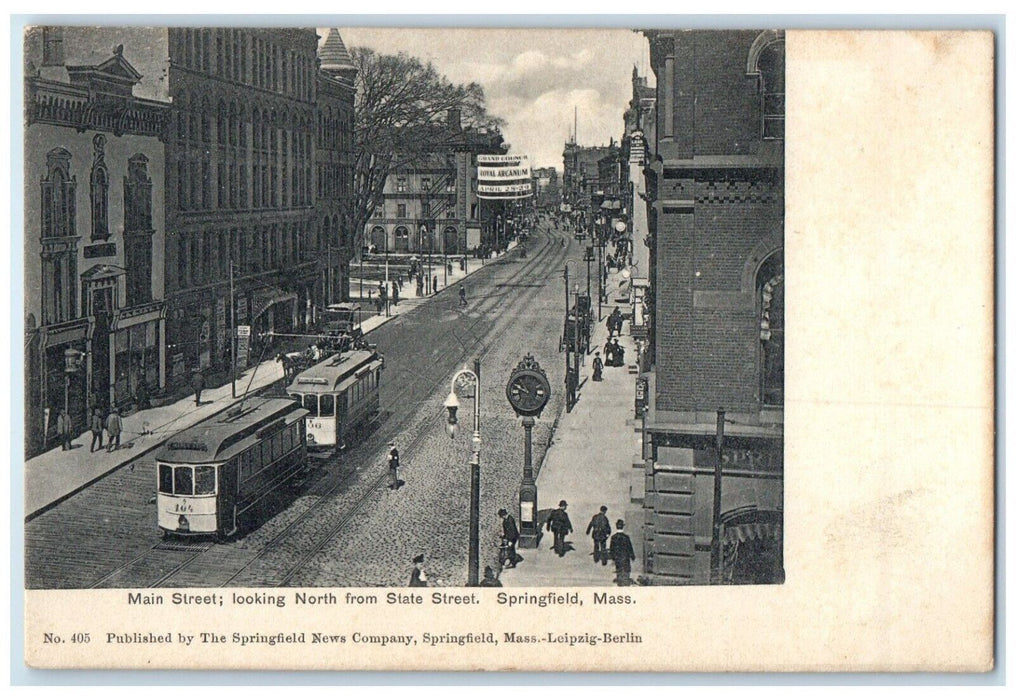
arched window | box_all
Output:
[394,226,410,253]
[757,250,783,406]
[747,31,785,140]
[124,154,153,306]
[41,148,74,239]
[90,134,109,241]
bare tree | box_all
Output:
[345,47,504,255]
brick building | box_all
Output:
[562,140,618,230]
[23,29,171,455]
[162,28,325,383]
[639,30,785,585]
[365,110,505,257]
[532,166,559,212]
[23,26,358,452]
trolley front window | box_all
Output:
[159,464,173,493]
[173,466,194,495]
[303,394,318,416]
[195,466,216,495]
[320,394,335,416]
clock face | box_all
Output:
[507,370,550,415]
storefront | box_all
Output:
[110,301,165,408]
[642,425,783,585]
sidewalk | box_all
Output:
[25,241,519,519]
[500,278,644,587]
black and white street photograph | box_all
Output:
[19,25,786,592]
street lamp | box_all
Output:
[444,358,482,587]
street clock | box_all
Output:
[505,354,551,417]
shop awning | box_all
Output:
[723,521,782,545]
[251,287,297,321]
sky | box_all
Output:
[329,28,652,171]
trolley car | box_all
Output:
[155,397,309,538]
[287,349,384,450]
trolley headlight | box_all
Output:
[177,514,190,532]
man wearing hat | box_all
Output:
[409,554,427,587]
[585,506,612,565]
[545,500,573,557]
[498,508,520,568]
[609,519,636,586]
[387,442,400,489]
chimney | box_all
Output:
[447,108,462,131]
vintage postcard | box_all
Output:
[18,25,993,672]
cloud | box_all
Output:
[337,28,652,169]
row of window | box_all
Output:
[159,463,216,496]
[171,218,329,291]
[173,103,317,212]
[156,421,303,496]
[318,109,353,152]
[394,176,456,194]
[238,422,302,484]
[173,29,316,102]
[289,369,379,418]
[41,149,153,241]
[317,163,354,201]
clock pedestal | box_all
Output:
[518,416,539,548]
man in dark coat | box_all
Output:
[387,442,400,489]
[585,506,612,565]
[89,407,104,452]
[190,370,205,406]
[479,565,502,587]
[545,500,573,557]
[609,519,636,586]
[105,406,122,452]
[499,508,520,568]
[409,554,427,587]
[56,408,73,451]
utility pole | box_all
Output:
[563,264,572,413]
[229,261,237,398]
[711,408,726,584]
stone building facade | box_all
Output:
[639,29,785,585]
[365,110,506,257]
[24,30,171,454]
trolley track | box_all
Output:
[149,227,571,588]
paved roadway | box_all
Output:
[25,223,593,588]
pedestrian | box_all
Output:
[134,376,150,410]
[592,351,604,382]
[432,275,438,294]
[387,442,400,489]
[417,278,424,297]
[56,408,72,451]
[392,283,399,307]
[603,339,614,367]
[609,306,623,337]
[89,407,104,452]
[545,500,573,557]
[190,370,205,406]
[105,405,122,452]
[585,506,612,565]
[409,554,428,587]
[609,519,636,586]
[459,285,467,307]
[610,338,626,367]
[479,565,502,587]
[498,508,520,568]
